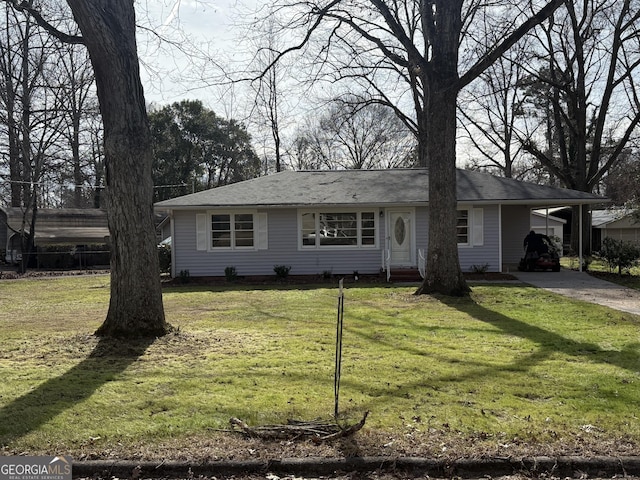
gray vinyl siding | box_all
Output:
[171,204,505,277]
[458,205,501,272]
[414,205,501,273]
[502,205,532,268]
[602,227,640,244]
[172,208,384,277]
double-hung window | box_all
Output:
[300,210,377,248]
[211,213,254,249]
[456,210,470,245]
[457,208,484,246]
[196,211,267,251]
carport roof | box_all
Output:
[1,207,109,245]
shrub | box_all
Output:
[178,269,191,283]
[157,245,171,273]
[224,266,238,282]
[273,264,291,279]
[600,237,640,275]
[469,263,489,274]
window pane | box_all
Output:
[212,214,231,248]
[360,212,376,246]
[234,214,254,247]
[235,214,253,230]
[235,230,254,247]
[212,214,231,231]
[457,210,469,244]
[361,235,375,245]
[212,232,231,248]
[320,213,357,246]
[301,212,316,246]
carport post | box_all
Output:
[579,204,583,271]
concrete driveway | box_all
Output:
[513,269,640,316]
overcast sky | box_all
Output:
[138,0,259,112]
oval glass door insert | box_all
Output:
[394,217,406,245]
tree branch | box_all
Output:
[4,0,85,44]
[457,0,564,90]
[251,0,344,81]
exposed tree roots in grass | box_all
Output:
[229,411,369,442]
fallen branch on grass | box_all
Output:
[229,411,369,441]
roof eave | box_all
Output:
[156,198,606,211]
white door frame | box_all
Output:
[386,208,416,267]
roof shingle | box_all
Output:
[155,169,606,209]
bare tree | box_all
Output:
[5,0,169,337]
[518,0,640,254]
[458,40,531,179]
[287,129,326,170]
[0,2,69,272]
[603,148,640,206]
[248,13,288,174]
[295,99,416,170]
[258,0,563,295]
[52,37,99,208]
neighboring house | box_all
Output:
[1,207,109,265]
[154,169,605,279]
[592,208,640,251]
[156,213,172,244]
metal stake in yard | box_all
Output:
[334,279,344,418]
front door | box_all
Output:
[389,211,413,266]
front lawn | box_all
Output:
[562,256,640,289]
[0,276,639,460]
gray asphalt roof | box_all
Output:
[155,169,606,209]
[591,208,632,227]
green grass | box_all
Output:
[562,256,640,289]
[1,275,639,459]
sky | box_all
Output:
[138,0,260,113]
[135,0,474,166]
[137,0,329,160]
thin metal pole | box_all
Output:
[334,279,344,418]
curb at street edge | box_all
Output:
[72,456,640,478]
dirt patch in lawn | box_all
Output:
[2,422,637,463]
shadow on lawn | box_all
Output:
[0,336,155,446]
[439,293,640,374]
[338,288,639,408]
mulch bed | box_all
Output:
[0,267,519,285]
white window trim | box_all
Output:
[298,208,379,250]
[197,210,265,252]
[457,208,471,247]
[457,207,484,248]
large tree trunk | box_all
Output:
[415,86,469,296]
[415,0,469,296]
[66,0,168,337]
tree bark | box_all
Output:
[66,0,168,337]
[415,84,469,296]
[415,0,469,296]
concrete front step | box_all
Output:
[389,268,422,282]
